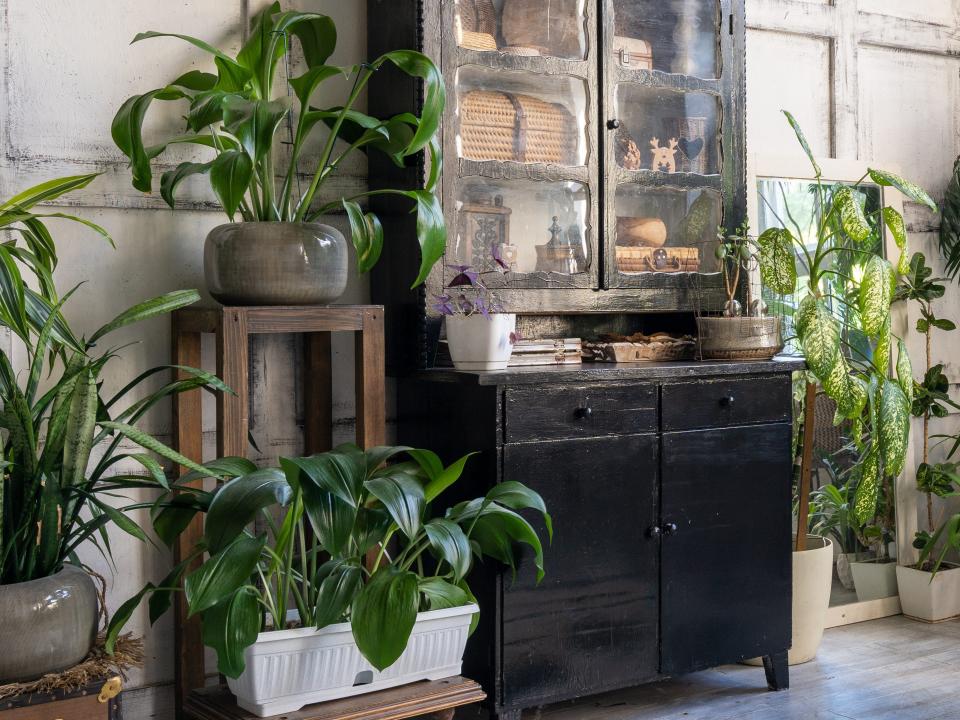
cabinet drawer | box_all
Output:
[505,384,657,443]
[662,375,791,431]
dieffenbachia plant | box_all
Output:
[759,111,936,533]
[106,445,551,676]
[112,2,446,287]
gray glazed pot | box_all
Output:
[0,564,98,682]
[205,222,349,306]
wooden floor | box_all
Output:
[529,616,960,720]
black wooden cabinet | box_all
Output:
[399,360,800,720]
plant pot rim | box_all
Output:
[254,603,479,645]
[850,557,897,566]
[0,563,84,589]
[898,562,960,575]
[793,535,832,555]
[211,220,334,229]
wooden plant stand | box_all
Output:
[170,305,387,716]
[183,677,485,720]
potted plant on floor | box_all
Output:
[697,221,784,360]
[756,111,931,661]
[0,177,222,682]
[113,2,445,305]
[434,256,517,371]
[893,252,960,621]
[107,444,551,716]
[808,456,866,592]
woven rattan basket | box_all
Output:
[458,0,497,35]
[697,317,784,361]
[616,246,700,273]
[461,91,578,165]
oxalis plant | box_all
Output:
[107,445,551,675]
[113,2,446,287]
[759,111,935,538]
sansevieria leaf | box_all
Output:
[853,451,880,525]
[896,338,913,407]
[834,186,872,246]
[869,168,938,212]
[879,379,910,477]
[757,228,798,295]
[796,295,840,379]
[859,256,895,336]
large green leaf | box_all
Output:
[424,518,472,582]
[419,577,470,610]
[783,111,821,177]
[859,256,895,336]
[869,169,938,212]
[62,369,98,488]
[822,356,867,421]
[152,494,204,547]
[281,458,356,556]
[105,582,155,654]
[222,97,293,161]
[132,31,248,74]
[896,338,914,407]
[89,289,200,346]
[205,469,292,553]
[343,201,384,274]
[397,189,445,288]
[290,15,337,67]
[485,482,553,540]
[180,457,256,484]
[879,380,910,477]
[185,533,266,616]
[351,567,419,671]
[418,452,473,502]
[378,51,445,158]
[160,162,213,209]
[882,207,910,275]
[209,150,253,220]
[796,295,840,379]
[112,88,187,192]
[875,313,891,377]
[853,452,880,526]
[281,453,364,507]
[463,504,546,583]
[313,560,363,629]
[834,186,872,246]
[289,66,345,107]
[365,474,425,541]
[757,228,798,295]
[201,586,262,679]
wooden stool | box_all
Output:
[170,305,387,716]
[183,677,485,720]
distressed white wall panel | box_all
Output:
[858,0,956,27]
[746,30,832,159]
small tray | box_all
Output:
[583,334,696,363]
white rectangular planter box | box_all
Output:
[227,604,478,717]
[849,559,898,602]
[897,564,960,622]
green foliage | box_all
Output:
[757,228,798,295]
[107,445,551,677]
[113,3,446,289]
[940,156,960,280]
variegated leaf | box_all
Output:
[757,228,798,295]
[869,168,938,212]
[875,313,891,377]
[879,380,910,477]
[853,452,880,525]
[823,355,868,420]
[850,416,865,451]
[859,255,895,336]
[834,187,872,246]
[896,338,913,407]
[797,296,840,379]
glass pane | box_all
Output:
[615,84,720,174]
[612,0,719,77]
[615,186,720,274]
[452,177,591,276]
[454,0,587,60]
[457,66,589,166]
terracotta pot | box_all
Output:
[205,222,348,306]
[0,565,98,682]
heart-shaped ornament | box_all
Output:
[678,137,704,161]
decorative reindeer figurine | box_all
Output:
[649,137,679,173]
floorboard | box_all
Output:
[528,616,957,720]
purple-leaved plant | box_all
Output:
[432,250,510,319]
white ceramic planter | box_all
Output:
[227,604,478,717]
[849,559,898,602]
[897,564,960,622]
[836,551,870,591]
[445,313,516,371]
[789,535,834,665]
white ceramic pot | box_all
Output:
[849,559,898,602]
[445,313,516,371]
[836,552,869,591]
[789,535,834,665]
[226,604,478,717]
[897,564,960,622]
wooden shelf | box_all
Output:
[456,48,591,79]
[458,158,590,185]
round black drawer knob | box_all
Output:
[575,407,593,419]
[607,119,621,130]
[719,395,735,407]
[664,522,679,535]
[647,525,662,538]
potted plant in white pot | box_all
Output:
[755,111,928,662]
[434,257,517,371]
[113,2,445,306]
[108,444,551,716]
[0,176,224,681]
[894,253,960,621]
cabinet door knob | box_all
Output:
[719,395,735,407]
[607,119,621,130]
[664,522,678,535]
[575,406,593,419]
[647,525,662,538]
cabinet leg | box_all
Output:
[493,709,523,720]
[762,651,789,690]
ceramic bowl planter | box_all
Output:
[696,316,783,361]
[849,558,898,602]
[897,564,960,622]
[445,313,517,371]
[0,565,98,682]
[205,222,349,306]
[227,604,478,717]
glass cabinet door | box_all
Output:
[603,0,740,304]
[441,0,600,295]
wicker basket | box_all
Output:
[458,0,497,36]
[460,91,578,165]
[697,317,784,361]
[459,31,498,51]
[616,246,700,273]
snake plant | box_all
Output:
[112,2,445,287]
[107,445,551,677]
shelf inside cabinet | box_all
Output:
[456,48,592,80]
[459,158,590,185]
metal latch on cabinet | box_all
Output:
[98,676,122,704]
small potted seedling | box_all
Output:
[434,251,517,371]
[697,222,784,360]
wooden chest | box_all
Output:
[0,680,122,720]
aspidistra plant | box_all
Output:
[112,2,446,287]
[759,111,935,532]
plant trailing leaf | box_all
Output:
[419,577,470,610]
[757,228,798,295]
[859,255,895,336]
[185,533,267,616]
[201,587,261,678]
[782,110,821,177]
[204,469,292,553]
[834,186,872,246]
[424,519,472,582]
[882,207,910,275]
[853,451,881,526]
[869,168,938,212]
[896,338,913,407]
[796,295,840,379]
[879,380,910,477]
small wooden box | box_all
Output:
[0,681,122,720]
[616,246,700,273]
